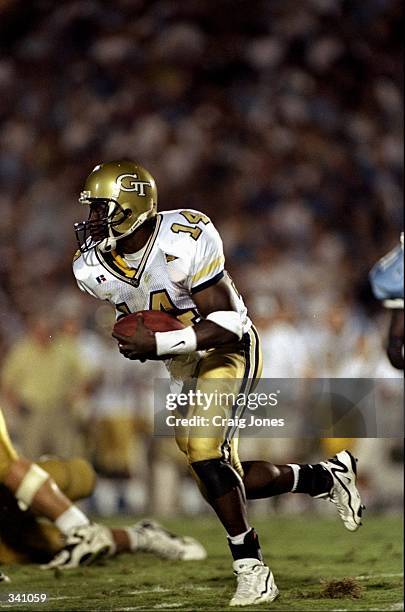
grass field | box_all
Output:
[0,515,402,612]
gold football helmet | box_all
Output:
[75,160,158,252]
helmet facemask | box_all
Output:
[74,198,131,253]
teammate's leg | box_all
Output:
[3,457,91,532]
[0,409,85,531]
[0,457,206,566]
[0,457,96,565]
[110,519,206,560]
[0,409,113,568]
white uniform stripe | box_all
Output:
[224,327,258,443]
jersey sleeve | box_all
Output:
[75,278,99,298]
[186,221,225,294]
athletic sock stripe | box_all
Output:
[287,464,300,492]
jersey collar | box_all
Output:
[96,214,162,286]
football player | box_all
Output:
[0,456,206,568]
[0,408,204,570]
[73,161,364,606]
[0,407,111,566]
[370,233,404,370]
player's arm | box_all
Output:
[387,309,404,370]
[112,277,242,359]
[191,276,242,348]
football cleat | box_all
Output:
[41,523,114,570]
[229,559,279,607]
[130,519,207,561]
[320,450,365,531]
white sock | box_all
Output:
[228,527,252,545]
[55,506,89,535]
[287,464,301,492]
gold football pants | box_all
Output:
[0,408,18,481]
[174,326,262,478]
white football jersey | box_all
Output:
[73,209,251,375]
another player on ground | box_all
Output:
[0,407,111,566]
[0,408,205,571]
[0,455,205,569]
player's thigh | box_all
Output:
[197,326,263,386]
[185,347,247,466]
[0,409,18,482]
[176,327,262,467]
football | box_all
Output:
[113,310,185,337]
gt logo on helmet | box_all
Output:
[115,173,151,197]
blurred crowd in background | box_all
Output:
[0,0,403,517]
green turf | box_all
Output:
[0,515,402,611]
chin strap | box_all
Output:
[99,237,117,252]
[98,212,156,254]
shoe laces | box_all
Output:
[139,526,182,557]
[329,487,349,518]
[234,566,260,597]
[330,495,346,514]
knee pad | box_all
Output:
[191,458,243,500]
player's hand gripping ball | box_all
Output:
[112,311,185,360]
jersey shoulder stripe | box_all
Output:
[157,209,225,291]
[191,256,225,286]
[191,271,225,294]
